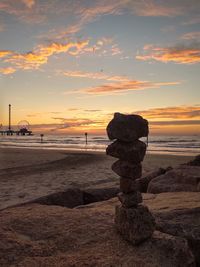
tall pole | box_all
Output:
[9,104,11,131]
[85,132,88,145]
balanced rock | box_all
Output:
[107,113,149,142]
[115,204,155,245]
[106,140,146,163]
[118,191,142,208]
[120,177,138,193]
[112,160,142,179]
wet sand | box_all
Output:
[0,147,193,210]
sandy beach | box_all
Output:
[0,147,193,210]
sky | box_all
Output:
[0,0,200,135]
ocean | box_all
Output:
[0,134,199,156]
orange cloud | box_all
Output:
[136,45,200,64]
[50,117,105,132]
[0,67,16,75]
[80,80,180,95]
[134,106,200,120]
[62,70,129,82]
[21,0,35,8]
[5,40,89,70]
[0,50,12,58]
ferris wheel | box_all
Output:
[17,120,30,130]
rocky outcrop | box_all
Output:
[83,186,120,204]
[147,165,200,193]
[185,154,200,166]
[0,191,199,267]
[33,187,84,208]
[5,187,120,211]
[136,167,172,193]
[145,191,200,267]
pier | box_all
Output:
[0,129,33,136]
[0,104,33,136]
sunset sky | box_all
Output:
[0,0,200,135]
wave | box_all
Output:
[0,134,199,156]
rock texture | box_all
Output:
[106,112,149,141]
[148,165,200,193]
[0,191,199,267]
[115,204,155,245]
[118,191,142,207]
[185,154,200,166]
[106,113,155,245]
[112,160,142,179]
[136,167,172,193]
[106,140,146,163]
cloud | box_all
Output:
[84,110,102,112]
[0,67,16,74]
[0,0,44,23]
[51,117,103,130]
[54,1,125,39]
[182,16,200,25]
[5,40,89,70]
[181,32,200,41]
[134,106,200,120]
[127,1,185,17]
[136,44,200,64]
[79,80,180,95]
[67,108,80,111]
[0,50,12,58]
[62,70,129,82]
[150,120,200,125]
[21,0,35,8]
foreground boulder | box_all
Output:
[148,165,200,193]
[0,192,199,266]
[146,192,200,267]
[136,167,172,193]
[185,154,200,167]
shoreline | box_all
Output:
[0,144,198,157]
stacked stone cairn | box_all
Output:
[106,112,155,245]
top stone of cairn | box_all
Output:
[107,113,149,142]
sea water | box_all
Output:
[0,134,199,156]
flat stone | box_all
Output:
[106,140,146,163]
[120,177,138,193]
[118,191,142,208]
[112,160,142,179]
[115,204,155,245]
[106,112,149,142]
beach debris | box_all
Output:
[106,112,155,245]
